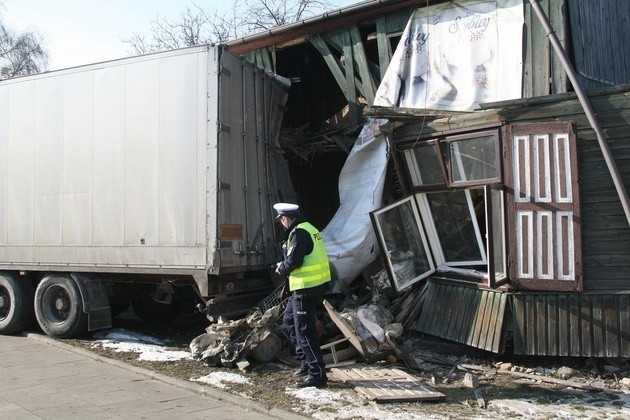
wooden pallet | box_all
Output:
[331,367,446,403]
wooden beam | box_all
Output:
[323,32,368,99]
[350,25,375,104]
[342,31,360,127]
[375,16,392,80]
[309,35,349,100]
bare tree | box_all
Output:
[0,4,49,79]
[246,0,331,31]
[124,0,333,55]
[123,5,217,55]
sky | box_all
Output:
[2,0,359,71]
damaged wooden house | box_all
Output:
[227,0,630,359]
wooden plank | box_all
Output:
[620,295,630,357]
[512,295,526,354]
[322,31,373,94]
[478,291,497,352]
[342,30,360,128]
[471,289,490,349]
[547,295,559,355]
[549,0,568,93]
[536,296,547,355]
[443,284,464,342]
[530,0,551,96]
[493,292,508,353]
[426,281,446,336]
[375,16,391,80]
[557,293,569,356]
[522,2,534,98]
[525,294,537,354]
[322,299,369,359]
[487,292,507,352]
[331,368,445,403]
[349,25,375,104]
[569,294,581,356]
[456,286,477,343]
[601,295,619,357]
[591,295,605,357]
[414,281,435,330]
[309,36,348,100]
[580,295,593,357]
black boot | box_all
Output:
[293,365,308,376]
[296,375,327,388]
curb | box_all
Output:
[25,332,305,420]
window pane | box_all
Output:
[403,146,445,187]
[426,190,485,263]
[450,135,497,182]
[374,198,434,291]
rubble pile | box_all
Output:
[189,304,283,367]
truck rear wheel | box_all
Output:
[0,273,35,335]
[34,275,88,338]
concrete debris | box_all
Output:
[189,305,282,367]
[556,366,579,380]
[463,373,480,388]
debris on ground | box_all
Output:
[189,304,284,367]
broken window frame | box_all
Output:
[371,187,508,290]
[370,195,436,292]
[382,127,507,288]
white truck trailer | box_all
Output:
[0,45,294,337]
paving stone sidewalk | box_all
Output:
[0,333,302,419]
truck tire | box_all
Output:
[34,275,88,338]
[0,273,35,335]
[131,295,180,324]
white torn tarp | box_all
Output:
[322,118,389,290]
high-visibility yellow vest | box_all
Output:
[288,222,331,291]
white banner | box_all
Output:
[375,0,524,111]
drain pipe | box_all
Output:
[530,0,630,228]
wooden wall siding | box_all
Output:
[245,48,275,72]
[412,281,507,353]
[511,293,630,357]
[522,0,569,98]
[567,0,630,89]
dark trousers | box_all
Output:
[283,290,326,380]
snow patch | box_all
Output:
[285,387,438,419]
[192,372,251,389]
[488,396,630,419]
[91,328,191,362]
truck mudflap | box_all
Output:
[70,274,112,331]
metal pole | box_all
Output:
[529,0,630,228]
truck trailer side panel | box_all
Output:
[0,46,291,298]
[0,47,209,271]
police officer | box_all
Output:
[274,203,330,388]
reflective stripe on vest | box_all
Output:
[288,222,331,291]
